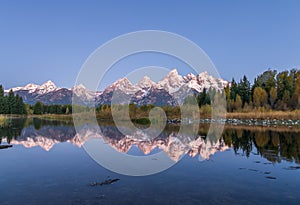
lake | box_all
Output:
[0,118,300,205]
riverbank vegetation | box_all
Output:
[225,68,300,112]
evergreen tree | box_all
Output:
[294,70,300,109]
[198,88,208,107]
[1,97,9,114]
[7,90,16,114]
[238,75,251,106]
[16,95,27,114]
[33,101,43,114]
[0,85,4,114]
[230,78,238,101]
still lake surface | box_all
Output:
[0,118,299,205]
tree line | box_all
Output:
[229,68,300,111]
[197,68,300,112]
[0,86,26,114]
[31,101,72,115]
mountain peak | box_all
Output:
[104,77,138,95]
[167,68,179,76]
[137,76,155,89]
[72,84,86,90]
[35,80,58,94]
[114,77,131,85]
[198,71,209,78]
[41,80,56,87]
[158,68,185,93]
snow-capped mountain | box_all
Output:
[97,69,229,106]
[5,81,57,94]
[71,84,97,101]
[136,76,156,89]
[5,69,229,105]
[157,69,186,93]
[35,80,58,94]
[5,81,98,105]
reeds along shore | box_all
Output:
[225,110,300,120]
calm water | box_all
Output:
[0,118,300,205]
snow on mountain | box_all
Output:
[183,73,197,81]
[134,76,156,100]
[35,80,58,94]
[4,69,229,105]
[104,77,139,95]
[136,76,156,89]
[4,83,39,93]
[4,86,23,93]
[157,69,186,93]
[24,83,40,93]
[196,71,228,91]
[5,81,58,94]
[71,84,97,101]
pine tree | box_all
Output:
[290,70,300,109]
[0,85,4,114]
[295,70,300,109]
[198,88,209,107]
[33,101,43,114]
[230,78,238,101]
[7,90,16,114]
[238,75,251,106]
[15,95,26,114]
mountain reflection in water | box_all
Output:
[0,118,299,164]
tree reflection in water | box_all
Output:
[0,118,299,164]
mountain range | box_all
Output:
[5,69,229,106]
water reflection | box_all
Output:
[223,128,300,164]
[0,118,299,165]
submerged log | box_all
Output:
[90,178,120,187]
[0,145,13,149]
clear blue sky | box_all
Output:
[1,0,299,89]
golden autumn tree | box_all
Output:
[253,87,268,108]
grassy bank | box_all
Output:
[226,110,300,120]
[2,108,300,125]
[28,114,73,121]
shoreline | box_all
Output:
[1,110,300,120]
[1,110,300,126]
